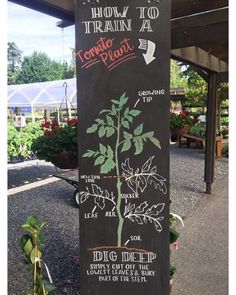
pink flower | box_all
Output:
[171,241,179,250]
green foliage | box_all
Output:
[15,51,74,84]
[189,124,206,137]
[83,93,161,174]
[181,67,207,107]
[20,216,55,294]
[169,212,184,278]
[8,42,22,85]
[8,123,43,160]
[170,60,188,88]
[170,111,194,130]
[31,119,78,162]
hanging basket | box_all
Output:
[50,151,78,169]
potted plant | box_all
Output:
[31,119,78,169]
[189,123,206,138]
[170,111,196,141]
[169,212,184,292]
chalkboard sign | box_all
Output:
[75,0,170,294]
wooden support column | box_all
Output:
[204,71,218,194]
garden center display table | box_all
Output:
[178,134,222,159]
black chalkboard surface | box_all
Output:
[75,0,170,294]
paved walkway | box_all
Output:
[171,176,228,295]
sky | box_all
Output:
[8,2,75,64]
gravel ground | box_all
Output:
[8,143,228,294]
[8,181,80,295]
[8,160,65,189]
[169,143,228,217]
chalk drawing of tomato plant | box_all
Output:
[80,93,167,247]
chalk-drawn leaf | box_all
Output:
[99,109,110,115]
[146,203,165,215]
[106,127,115,137]
[107,146,114,159]
[134,201,148,214]
[122,120,129,129]
[106,115,114,126]
[137,175,147,192]
[129,110,141,117]
[100,159,116,174]
[121,158,133,175]
[134,123,144,136]
[111,99,120,105]
[121,140,132,153]
[149,136,161,150]
[143,216,148,223]
[134,215,143,225]
[127,216,135,223]
[154,220,163,232]
[123,131,133,140]
[94,155,105,166]
[98,126,106,137]
[110,104,117,115]
[142,131,154,142]
[133,136,143,155]
[86,124,98,134]
[141,156,154,173]
[126,115,133,123]
[148,175,167,194]
[82,150,96,158]
[99,143,107,155]
[91,184,103,196]
[150,166,157,173]
[124,107,130,116]
[95,119,104,124]
[94,196,105,210]
[124,203,135,216]
[127,178,138,194]
[80,192,89,204]
[118,92,127,106]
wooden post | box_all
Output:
[204,72,218,194]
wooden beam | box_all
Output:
[171,22,228,50]
[172,7,228,31]
[171,0,228,19]
[171,46,228,73]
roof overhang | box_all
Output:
[8,0,228,74]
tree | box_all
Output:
[16,51,74,84]
[80,93,167,247]
[7,42,22,85]
[181,66,208,107]
[170,59,188,89]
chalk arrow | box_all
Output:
[139,39,157,65]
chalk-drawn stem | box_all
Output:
[115,110,124,247]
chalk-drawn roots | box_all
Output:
[124,201,165,232]
[79,184,115,210]
[121,157,167,195]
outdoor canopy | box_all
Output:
[8,78,77,109]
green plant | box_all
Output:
[222,144,228,157]
[81,93,166,247]
[189,123,206,137]
[170,111,195,130]
[31,119,78,162]
[20,216,55,295]
[220,126,229,138]
[169,212,184,279]
[8,123,43,161]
